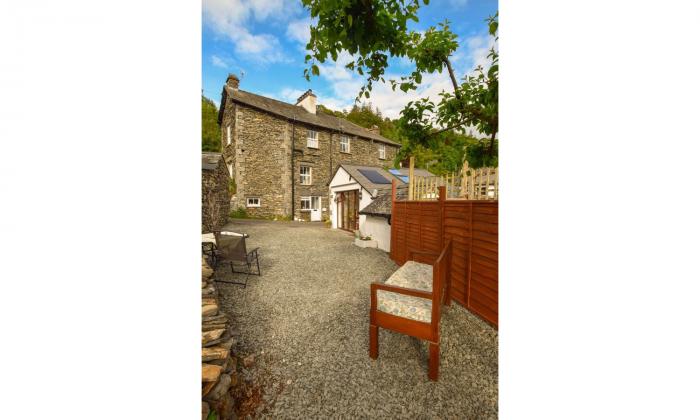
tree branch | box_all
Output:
[444,58,461,98]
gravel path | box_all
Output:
[216,219,498,419]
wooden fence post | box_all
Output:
[408,156,415,201]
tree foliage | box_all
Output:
[301,0,498,159]
[317,102,401,142]
[202,95,220,152]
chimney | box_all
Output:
[369,125,380,134]
[226,74,240,90]
[295,89,317,114]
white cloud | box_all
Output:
[203,0,293,64]
[286,17,311,45]
[211,55,227,68]
[449,0,469,8]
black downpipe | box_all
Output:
[291,118,296,218]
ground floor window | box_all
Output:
[300,196,320,211]
[246,197,261,207]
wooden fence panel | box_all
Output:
[390,184,498,327]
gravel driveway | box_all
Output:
[215,219,498,418]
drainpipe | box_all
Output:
[291,117,296,218]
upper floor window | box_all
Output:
[307,130,318,148]
[226,126,232,145]
[378,143,386,160]
[300,165,312,185]
[340,135,350,153]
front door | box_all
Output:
[337,190,359,231]
[310,196,321,221]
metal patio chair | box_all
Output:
[212,231,260,288]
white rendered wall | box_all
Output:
[362,215,392,252]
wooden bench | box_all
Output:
[369,239,452,380]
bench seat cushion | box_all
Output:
[377,261,434,323]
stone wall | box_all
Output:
[201,258,238,419]
[221,100,399,221]
[202,158,231,233]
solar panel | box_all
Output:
[358,169,391,184]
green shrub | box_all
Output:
[229,207,249,219]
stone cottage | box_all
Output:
[217,74,400,221]
[202,152,231,233]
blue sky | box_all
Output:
[202,0,498,119]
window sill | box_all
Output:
[340,150,351,154]
[307,145,319,149]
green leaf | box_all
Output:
[347,14,352,26]
[311,64,320,76]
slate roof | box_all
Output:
[333,164,405,198]
[219,87,400,147]
[359,185,408,218]
[391,168,435,177]
[202,152,224,171]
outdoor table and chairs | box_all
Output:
[201,230,260,288]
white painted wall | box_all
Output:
[362,215,392,252]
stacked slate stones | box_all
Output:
[202,257,238,419]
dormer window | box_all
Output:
[378,143,386,160]
[307,130,318,148]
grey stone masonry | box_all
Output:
[219,80,399,220]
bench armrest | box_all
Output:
[371,282,432,299]
[407,249,439,265]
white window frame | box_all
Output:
[378,143,386,159]
[307,130,319,148]
[339,135,350,153]
[300,165,312,185]
[226,126,232,145]
[300,196,320,212]
[246,197,260,208]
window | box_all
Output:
[300,196,319,211]
[227,163,233,177]
[307,130,318,148]
[226,126,231,145]
[300,165,312,185]
[378,143,386,159]
[246,197,260,207]
[340,135,350,153]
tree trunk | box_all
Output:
[487,131,496,159]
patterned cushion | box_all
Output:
[377,261,434,323]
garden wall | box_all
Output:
[390,186,498,327]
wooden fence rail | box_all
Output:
[390,181,498,327]
[407,157,499,201]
